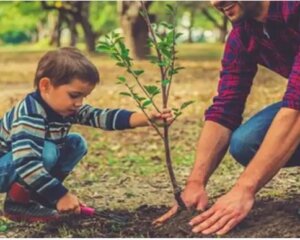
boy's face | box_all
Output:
[40,78,95,117]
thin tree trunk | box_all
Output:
[188,9,195,43]
[219,16,228,43]
[76,2,95,52]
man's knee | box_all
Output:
[229,129,257,167]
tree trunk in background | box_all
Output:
[201,7,228,43]
[65,15,77,47]
[118,1,152,60]
[41,1,96,52]
[49,10,63,47]
[74,2,95,52]
[188,8,195,43]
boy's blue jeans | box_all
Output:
[0,133,87,193]
[230,102,300,167]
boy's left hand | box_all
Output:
[149,109,174,126]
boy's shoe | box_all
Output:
[3,197,59,223]
[3,182,59,223]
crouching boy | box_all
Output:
[0,48,172,222]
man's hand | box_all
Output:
[56,192,81,214]
[189,187,254,235]
[153,181,208,225]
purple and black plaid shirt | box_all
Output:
[205,1,300,130]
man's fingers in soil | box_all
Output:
[152,205,178,225]
[216,217,240,236]
[191,210,223,233]
[200,212,236,235]
[196,201,207,211]
[189,207,214,226]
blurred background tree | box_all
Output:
[0,1,227,55]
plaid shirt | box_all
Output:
[205,1,300,130]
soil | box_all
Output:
[21,196,300,238]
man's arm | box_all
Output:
[154,121,231,224]
[190,107,300,235]
[188,121,231,187]
[155,27,257,225]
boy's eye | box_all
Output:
[69,93,81,99]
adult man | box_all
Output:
[155,1,300,235]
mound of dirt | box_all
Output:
[27,196,300,238]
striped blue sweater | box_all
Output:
[0,91,133,204]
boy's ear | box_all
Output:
[39,78,51,93]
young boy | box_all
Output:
[0,47,172,222]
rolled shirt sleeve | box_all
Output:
[205,28,258,131]
[281,2,300,110]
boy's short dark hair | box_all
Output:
[34,47,100,88]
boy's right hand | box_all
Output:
[56,192,81,214]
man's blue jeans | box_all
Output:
[230,102,300,167]
[0,133,87,192]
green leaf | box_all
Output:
[132,93,145,102]
[97,45,111,52]
[133,70,144,76]
[116,62,126,67]
[160,21,173,30]
[158,61,168,67]
[144,85,160,96]
[119,92,131,97]
[142,99,152,108]
[97,41,109,46]
[146,38,153,48]
[161,48,172,59]
[111,53,121,61]
[180,100,194,110]
[166,31,175,44]
[174,111,182,117]
[117,76,126,83]
[162,79,170,86]
[166,4,174,13]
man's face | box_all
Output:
[211,1,263,23]
[41,78,95,117]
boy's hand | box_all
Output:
[149,109,174,126]
[56,192,81,214]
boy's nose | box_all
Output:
[74,100,83,108]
